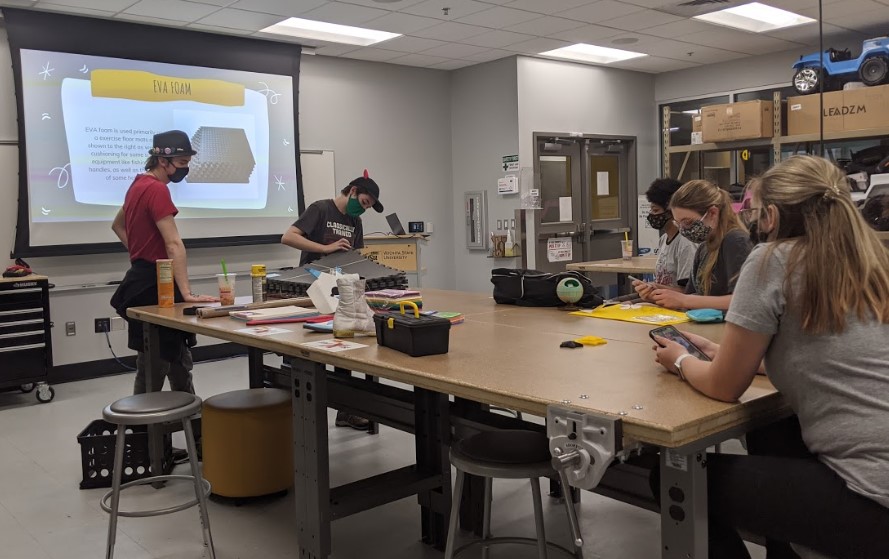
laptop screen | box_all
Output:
[386,213,406,235]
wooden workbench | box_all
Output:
[129,289,785,559]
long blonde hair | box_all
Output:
[669,180,746,295]
[755,155,889,334]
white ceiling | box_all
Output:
[2,0,889,73]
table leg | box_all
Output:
[247,347,264,389]
[414,388,451,550]
[290,357,331,559]
[142,322,165,480]
[659,449,708,558]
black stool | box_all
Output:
[101,392,215,559]
[445,430,584,559]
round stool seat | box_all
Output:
[202,388,293,498]
[103,392,202,426]
[451,430,554,479]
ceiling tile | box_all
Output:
[123,0,220,21]
[33,2,115,16]
[420,41,490,58]
[373,35,446,52]
[681,28,801,56]
[557,0,645,24]
[827,8,889,32]
[114,11,184,25]
[766,0,845,11]
[338,0,425,9]
[363,12,440,33]
[228,0,325,17]
[388,52,451,66]
[666,44,748,65]
[461,29,534,48]
[798,0,886,19]
[461,48,513,62]
[620,0,683,7]
[640,18,715,39]
[341,47,408,62]
[598,8,683,31]
[183,0,233,6]
[411,21,489,40]
[300,1,390,25]
[401,0,490,19]
[611,55,700,73]
[430,59,474,70]
[35,0,138,11]
[504,0,593,15]
[312,43,361,56]
[196,8,282,30]
[504,16,586,36]
[765,22,852,44]
[551,23,623,43]
[1,0,36,6]
[456,6,541,28]
[188,22,253,35]
[503,36,572,54]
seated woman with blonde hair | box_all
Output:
[653,155,889,558]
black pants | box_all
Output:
[705,417,889,559]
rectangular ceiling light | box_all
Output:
[539,43,646,65]
[693,2,815,33]
[260,17,401,46]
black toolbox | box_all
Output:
[373,302,450,357]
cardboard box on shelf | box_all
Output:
[701,100,773,142]
[787,84,889,135]
[843,84,889,132]
[786,91,844,135]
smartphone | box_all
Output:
[628,275,654,289]
[649,325,711,361]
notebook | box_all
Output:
[229,306,319,321]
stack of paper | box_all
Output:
[365,289,423,310]
[230,306,319,321]
[421,310,464,325]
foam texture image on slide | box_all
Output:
[188,126,256,183]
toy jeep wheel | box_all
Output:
[860,57,889,86]
[793,67,822,95]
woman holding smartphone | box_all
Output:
[652,155,889,558]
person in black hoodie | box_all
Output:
[110,130,216,395]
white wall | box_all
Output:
[0,29,454,365]
[450,57,519,293]
[515,57,658,268]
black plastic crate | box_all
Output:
[77,419,173,489]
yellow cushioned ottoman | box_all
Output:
[201,388,293,498]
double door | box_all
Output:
[532,134,636,273]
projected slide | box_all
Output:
[19,49,298,246]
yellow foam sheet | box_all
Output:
[571,305,690,325]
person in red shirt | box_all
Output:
[110,130,216,395]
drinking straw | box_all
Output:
[221,259,228,279]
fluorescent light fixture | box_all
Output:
[260,17,400,46]
[539,43,646,65]
[682,109,700,115]
[693,2,814,33]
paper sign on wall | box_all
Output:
[501,154,519,172]
[547,238,573,263]
[558,197,572,222]
[596,171,610,196]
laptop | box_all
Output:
[386,213,406,235]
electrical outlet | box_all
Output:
[110,316,126,332]
[65,322,76,336]
[510,218,516,229]
[426,222,433,234]
[95,318,110,333]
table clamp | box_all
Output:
[547,405,634,492]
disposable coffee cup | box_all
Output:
[620,240,633,260]
[217,273,236,306]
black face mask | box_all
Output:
[646,211,672,230]
[873,216,889,231]
[168,165,189,183]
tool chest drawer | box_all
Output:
[0,276,53,391]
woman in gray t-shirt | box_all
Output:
[653,155,889,559]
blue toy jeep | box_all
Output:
[792,36,889,95]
